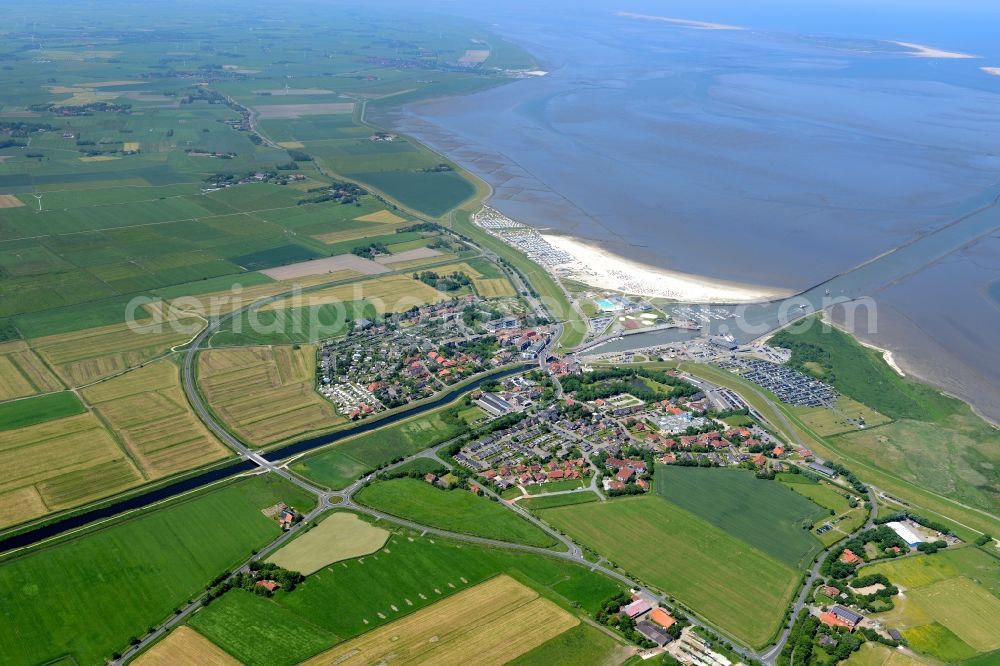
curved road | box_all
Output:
[117,241,877,665]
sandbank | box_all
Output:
[615,11,744,31]
[888,41,977,59]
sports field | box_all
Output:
[134,626,239,666]
[356,478,556,548]
[0,475,314,666]
[656,466,826,568]
[862,547,1000,661]
[299,575,578,666]
[82,360,229,478]
[198,345,344,446]
[537,495,799,648]
[267,512,389,575]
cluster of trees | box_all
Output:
[826,573,899,612]
[398,222,441,233]
[203,562,304,606]
[378,465,448,482]
[822,526,910,578]
[287,149,312,162]
[31,101,132,115]
[420,163,453,172]
[0,120,52,137]
[976,533,994,546]
[353,242,389,259]
[828,461,867,495]
[917,539,949,554]
[560,367,697,403]
[297,180,367,205]
[416,270,471,292]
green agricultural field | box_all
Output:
[902,621,978,663]
[525,479,589,494]
[0,391,85,431]
[537,495,799,648]
[288,534,620,634]
[356,478,556,548]
[507,624,623,666]
[293,408,467,488]
[780,478,854,514]
[349,171,476,217]
[519,492,601,511]
[189,591,335,666]
[656,466,826,568]
[0,475,315,666]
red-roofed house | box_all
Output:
[649,608,675,630]
[256,580,280,592]
[840,549,863,565]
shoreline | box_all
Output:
[539,232,793,303]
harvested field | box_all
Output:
[0,486,49,531]
[166,276,332,317]
[260,255,386,280]
[260,274,447,314]
[79,156,121,162]
[123,142,140,152]
[374,246,442,265]
[254,103,354,118]
[135,626,240,666]
[474,278,517,298]
[459,49,491,65]
[0,411,142,519]
[267,512,389,575]
[198,345,345,446]
[354,210,407,224]
[310,224,407,245]
[0,194,25,208]
[32,313,203,386]
[299,575,578,666]
[0,340,63,400]
[277,141,306,149]
[81,361,229,478]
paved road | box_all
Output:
[122,231,877,665]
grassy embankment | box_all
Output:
[679,352,1000,540]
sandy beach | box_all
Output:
[540,233,791,303]
[888,40,977,59]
